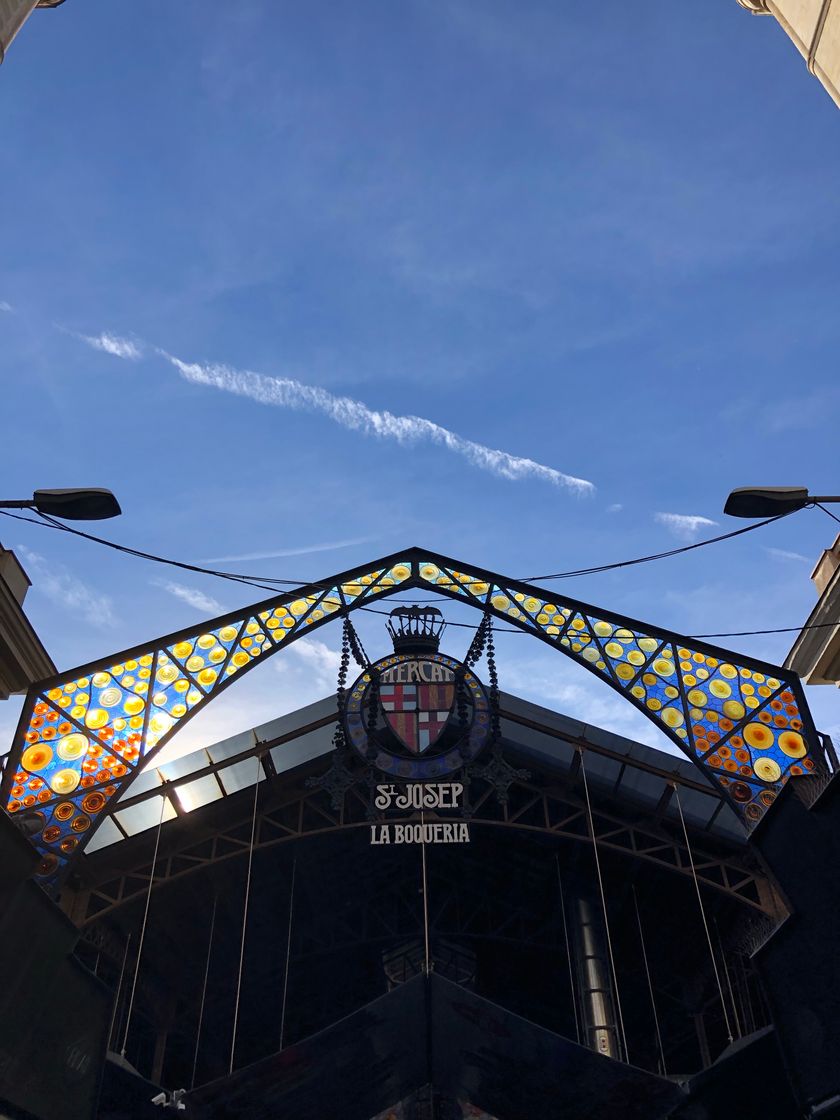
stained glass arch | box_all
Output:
[1,547,826,890]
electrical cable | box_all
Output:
[191,894,217,1090]
[121,792,167,1057]
[0,503,796,596]
[230,753,261,1075]
[525,513,792,581]
[3,505,833,640]
[673,784,733,1044]
[279,855,297,1051]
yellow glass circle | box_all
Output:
[638,637,658,653]
[56,734,88,761]
[124,697,145,716]
[709,680,731,700]
[157,663,179,685]
[582,647,600,663]
[219,625,238,643]
[92,672,110,688]
[149,713,172,735]
[744,723,774,750]
[85,708,109,730]
[593,621,613,637]
[209,647,226,663]
[604,642,623,659]
[50,768,80,794]
[653,659,674,677]
[99,687,122,708]
[627,650,645,666]
[722,700,746,721]
[523,597,541,613]
[197,668,218,687]
[646,698,662,711]
[661,707,684,728]
[232,651,250,667]
[754,757,781,783]
[631,686,645,699]
[186,655,205,672]
[197,634,216,650]
[719,664,738,679]
[22,744,53,772]
[779,731,806,759]
[172,641,192,660]
[615,663,635,681]
[687,690,707,708]
[174,679,189,693]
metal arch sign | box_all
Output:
[0,546,828,891]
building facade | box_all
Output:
[738,0,840,106]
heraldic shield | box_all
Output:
[380,679,456,755]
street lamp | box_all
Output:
[723,486,840,519]
[0,488,122,521]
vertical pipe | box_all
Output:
[571,895,619,1060]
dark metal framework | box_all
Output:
[2,547,827,889]
[68,732,779,927]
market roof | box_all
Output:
[83,687,746,858]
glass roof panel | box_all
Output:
[175,774,224,813]
[217,758,266,795]
[114,793,177,837]
[85,816,124,853]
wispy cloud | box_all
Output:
[765,547,811,564]
[161,352,595,495]
[155,580,223,613]
[606,503,623,514]
[288,637,341,689]
[17,546,116,628]
[76,331,142,360]
[655,512,718,541]
[0,300,13,313]
[206,536,377,564]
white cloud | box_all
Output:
[161,351,595,496]
[765,547,811,564]
[155,580,223,614]
[654,512,718,541]
[77,331,142,360]
[499,654,677,754]
[288,637,341,689]
[17,546,116,628]
[0,300,13,313]
[606,503,623,514]
[206,536,376,563]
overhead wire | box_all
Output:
[2,504,833,640]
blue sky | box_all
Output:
[2,0,839,764]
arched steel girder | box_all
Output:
[71,773,777,925]
[1,547,825,890]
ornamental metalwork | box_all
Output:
[0,547,827,890]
